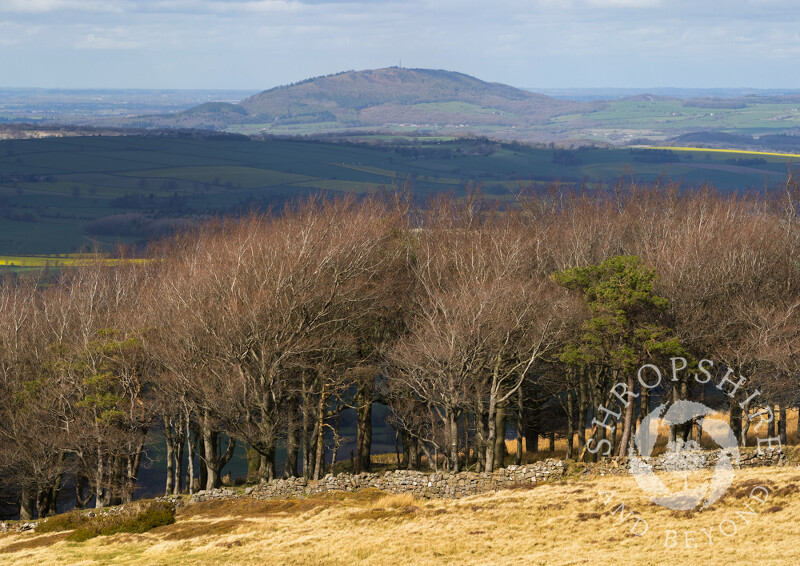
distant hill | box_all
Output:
[121,67,602,138]
[619,94,679,103]
[96,70,800,146]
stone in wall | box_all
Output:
[248,459,566,501]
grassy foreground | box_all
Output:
[2,466,799,565]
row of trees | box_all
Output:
[2,183,800,520]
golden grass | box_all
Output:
[505,408,800,463]
[3,466,800,565]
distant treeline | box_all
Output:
[674,131,800,152]
[631,149,677,163]
[682,98,748,109]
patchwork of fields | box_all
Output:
[220,96,800,143]
[1,135,798,256]
[531,98,800,144]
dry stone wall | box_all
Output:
[596,447,786,477]
[246,460,566,501]
[185,448,787,503]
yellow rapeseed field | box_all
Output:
[0,255,146,268]
[647,146,800,159]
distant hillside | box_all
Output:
[122,67,602,138]
[101,69,800,145]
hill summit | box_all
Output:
[130,67,600,137]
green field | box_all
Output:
[1,135,798,255]
[542,98,800,143]
[220,89,800,143]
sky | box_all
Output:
[1,0,799,90]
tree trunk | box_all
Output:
[741,411,751,447]
[202,409,236,490]
[679,379,692,442]
[247,446,261,482]
[355,380,373,474]
[668,385,678,445]
[95,449,106,508]
[174,423,185,495]
[75,475,92,510]
[20,486,35,521]
[475,409,487,472]
[485,385,499,472]
[448,407,460,472]
[301,373,314,479]
[401,430,419,470]
[797,407,800,444]
[419,441,436,471]
[463,413,471,466]
[186,412,196,494]
[36,488,51,519]
[201,410,216,490]
[494,404,507,470]
[313,385,326,480]
[577,367,588,460]
[779,403,788,445]
[639,388,649,427]
[46,461,63,516]
[566,388,575,460]
[165,417,175,496]
[516,389,524,465]
[525,422,539,454]
[768,402,777,438]
[394,426,402,468]
[285,397,299,478]
[730,391,744,446]
[198,431,207,490]
[260,450,275,482]
[616,372,635,458]
[409,435,419,470]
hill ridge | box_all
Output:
[126,67,600,136]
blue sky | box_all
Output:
[1,0,799,90]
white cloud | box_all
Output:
[585,0,662,7]
[76,32,142,50]
[0,21,38,45]
[0,0,123,13]
[2,0,800,88]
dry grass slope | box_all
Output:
[2,467,800,565]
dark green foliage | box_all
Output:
[552,255,682,371]
[37,501,176,542]
[98,502,176,536]
[631,149,677,163]
[551,149,582,166]
[36,510,93,533]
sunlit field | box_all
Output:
[2,465,798,565]
[654,146,800,158]
[0,254,146,268]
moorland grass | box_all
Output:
[3,467,800,565]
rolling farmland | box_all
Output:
[1,134,798,256]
